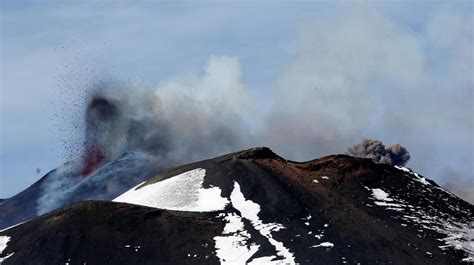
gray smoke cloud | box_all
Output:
[39,4,473,209]
[78,72,251,165]
[347,139,410,166]
[37,57,253,214]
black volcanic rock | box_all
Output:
[1,147,472,264]
[0,201,223,265]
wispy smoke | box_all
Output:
[442,169,474,204]
[347,139,410,166]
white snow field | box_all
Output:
[115,168,296,264]
[114,168,229,212]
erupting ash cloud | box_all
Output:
[82,96,124,175]
[37,57,251,214]
[347,139,410,166]
[76,59,251,166]
[37,4,473,208]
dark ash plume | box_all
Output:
[36,66,250,214]
[82,96,124,175]
[347,139,410,166]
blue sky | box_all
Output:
[1,1,473,200]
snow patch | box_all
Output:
[369,188,406,209]
[371,189,393,201]
[312,242,334,248]
[462,256,473,262]
[0,236,13,263]
[214,213,259,264]
[114,168,229,212]
[214,182,295,264]
[438,222,474,261]
[0,252,14,263]
[394,166,430,185]
[366,185,473,262]
[230,182,295,264]
[0,236,10,255]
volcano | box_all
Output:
[0,95,164,229]
[0,152,161,230]
[0,147,473,264]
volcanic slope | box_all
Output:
[0,152,161,230]
[0,147,472,265]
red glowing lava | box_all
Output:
[81,150,105,176]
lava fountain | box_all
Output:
[81,96,127,176]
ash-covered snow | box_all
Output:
[365,184,474,262]
[437,221,474,261]
[114,168,229,212]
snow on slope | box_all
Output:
[0,236,13,263]
[114,168,229,212]
[367,188,407,210]
[214,182,295,265]
[214,213,259,264]
[111,163,471,263]
[230,182,295,264]
[0,236,10,254]
[115,167,296,264]
[312,242,334,248]
[367,182,474,262]
[394,166,430,185]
